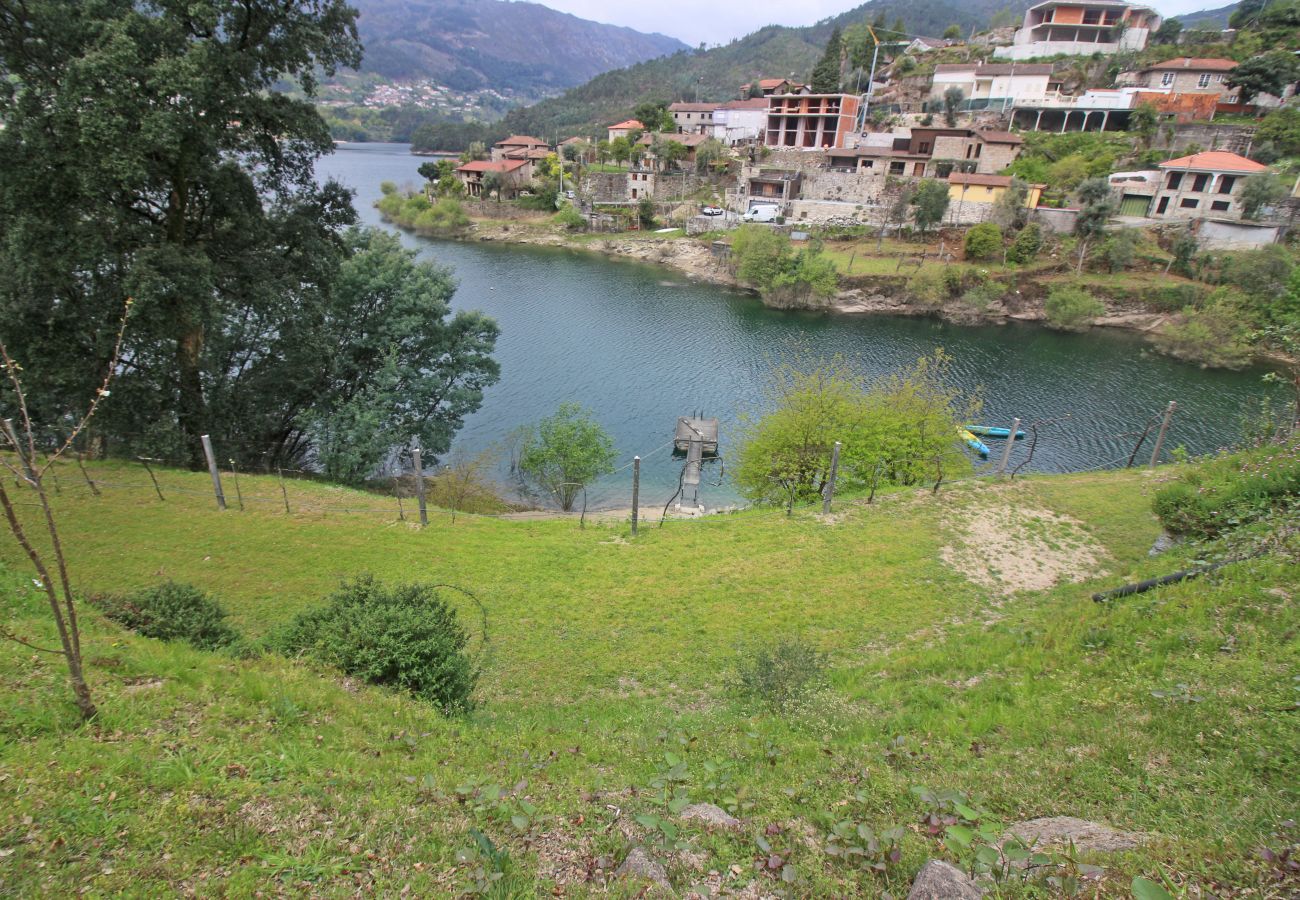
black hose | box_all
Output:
[1090,553,1260,603]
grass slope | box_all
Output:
[0,461,1296,896]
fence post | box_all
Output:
[137,457,165,501]
[200,434,226,510]
[822,441,841,514]
[996,418,1021,477]
[76,453,100,497]
[1149,401,1177,468]
[411,444,428,527]
[631,456,640,536]
[277,467,291,515]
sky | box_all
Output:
[535,0,1227,46]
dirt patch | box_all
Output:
[941,503,1105,596]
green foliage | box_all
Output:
[1128,103,1158,144]
[379,191,472,236]
[811,27,844,93]
[272,575,477,713]
[1227,50,1300,104]
[1074,177,1116,241]
[732,638,827,711]
[518,403,617,511]
[1048,155,1092,191]
[1152,291,1256,369]
[419,159,458,183]
[733,352,978,506]
[1007,223,1043,264]
[1153,441,1300,538]
[943,24,963,39]
[942,86,964,127]
[732,226,839,304]
[1255,108,1300,158]
[992,178,1031,230]
[95,581,239,651]
[1099,228,1139,273]
[637,195,656,228]
[906,267,947,307]
[1239,174,1287,221]
[553,205,586,231]
[911,180,950,234]
[1044,285,1105,330]
[963,223,1003,260]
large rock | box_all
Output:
[615,847,672,894]
[1006,817,1143,853]
[907,860,981,900]
[679,803,741,831]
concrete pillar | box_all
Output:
[1035,109,1044,131]
[1101,110,1110,132]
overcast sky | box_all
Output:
[536,0,1224,46]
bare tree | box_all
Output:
[439,447,498,523]
[0,299,131,720]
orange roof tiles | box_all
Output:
[1157,151,1268,173]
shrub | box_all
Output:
[1153,441,1300,538]
[731,638,827,711]
[273,575,478,713]
[95,581,239,651]
[1006,223,1042,264]
[1099,229,1139,273]
[553,205,585,231]
[1043,285,1104,330]
[961,280,1007,312]
[906,267,946,307]
[963,223,1003,260]
[1152,292,1255,369]
[1141,282,1203,313]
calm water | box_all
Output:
[318,142,1277,506]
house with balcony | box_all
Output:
[929,63,1057,112]
[1150,151,1270,220]
[824,128,1023,177]
[763,93,863,150]
[491,135,548,162]
[1116,58,1238,99]
[454,159,529,199]
[994,0,1160,60]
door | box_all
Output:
[1155,196,1169,215]
[1119,194,1151,217]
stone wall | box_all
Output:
[1033,207,1079,233]
[583,172,628,203]
[800,170,889,205]
[1158,123,1255,156]
[462,200,549,221]
[1195,219,1284,250]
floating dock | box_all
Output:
[673,416,719,457]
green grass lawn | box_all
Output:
[0,461,1296,896]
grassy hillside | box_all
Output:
[499,0,1032,138]
[1,460,1297,895]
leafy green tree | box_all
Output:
[1153,290,1255,369]
[1007,223,1043,264]
[943,24,963,40]
[695,137,726,173]
[1229,0,1267,29]
[518,403,617,511]
[1227,51,1300,105]
[419,159,458,182]
[811,26,844,93]
[1152,17,1183,44]
[732,225,791,289]
[992,178,1031,230]
[657,139,689,171]
[1240,174,1287,220]
[638,196,656,228]
[1044,285,1105,330]
[1128,103,1158,146]
[942,86,965,127]
[435,173,465,198]
[964,223,1003,260]
[1073,177,1117,272]
[633,100,671,133]
[0,0,364,467]
[1100,228,1140,273]
[461,141,489,162]
[1255,108,1300,158]
[482,170,505,202]
[911,179,950,235]
[610,136,632,167]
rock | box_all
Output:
[907,860,982,900]
[614,847,672,894]
[679,803,741,830]
[1006,817,1143,853]
[1148,530,1180,556]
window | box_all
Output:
[1191,173,1209,192]
[974,144,982,158]
[1217,175,1236,194]
[1197,73,1211,88]
[965,145,973,159]
[918,142,931,154]
[1156,196,1170,215]
[889,161,906,175]
[1180,198,1199,209]
[1166,172,1182,189]
[1161,72,1175,86]
[1211,200,1230,211]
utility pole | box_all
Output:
[1149,401,1177,467]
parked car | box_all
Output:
[700,205,724,216]
[565,190,576,200]
[741,204,778,223]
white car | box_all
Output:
[700,205,724,216]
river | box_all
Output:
[318,142,1277,507]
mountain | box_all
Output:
[500,0,1032,137]
[347,0,687,95]
[1176,2,1239,27]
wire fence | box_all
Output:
[1,403,1184,529]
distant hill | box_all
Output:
[500,0,1033,137]
[349,0,687,95]
[1176,3,1240,28]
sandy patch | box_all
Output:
[941,503,1105,596]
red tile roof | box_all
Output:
[976,129,1024,144]
[1146,57,1237,72]
[1157,151,1268,173]
[949,173,1014,187]
[456,159,528,174]
[608,119,644,130]
[669,102,716,112]
[719,98,770,110]
[495,135,547,147]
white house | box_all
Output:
[708,98,768,144]
[930,63,1056,110]
[994,0,1160,60]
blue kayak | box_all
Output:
[965,425,1027,440]
[959,429,990,459]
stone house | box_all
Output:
[607,119,644,143]
[739,78,806,97]
[637,131,712,168]
[669,102,716,134]
[994,0,1160,60]
[491,135,548,162]
[1150,150,1270,220]
[824,128,1022,177]
[454,159,530,199]
[1116,58,1237,99]
[930,63,1057,111]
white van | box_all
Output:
[742,204,779,223]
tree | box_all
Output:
[942,86,965,127]
[638,196,656,228]
[482,170,505,202]
[1007,223,1043,264]
[1229,0,1267,29]
[992,177,1031,230]
[658,139,689,171]
[518,403,617,511]
[1227,51,1300,105]
[1240,174,1287,221]
[595,140,612,166]
[943,24,963,40]
[964,223,1004,260]
[419,159,457,183]
[880,179,916,249]
[695,137,726,173]
[1255,108,1300,158]
[633,100,671,134]
[911,179,950,235]
[0,0,365,467]
[435,173,465,198]
[748,81,764,99]
[1152,17,1183,44]
[461,141,489,162]
[811,27,844,93]
[1128,103,1158,147]
[610,136,632,167]
[1073,177,1117,272]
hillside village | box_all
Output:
[408,0,1299,252]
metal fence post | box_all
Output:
[411,444,428,527]
[631,456,640,536]
[200,434,226,510]
[822,441,841,514]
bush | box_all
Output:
[1153,441,1300,538]
[95,581,239,651]
[1043,285,1105,330]
[731,638,827,711]
[273,575,478,713]
[553,205,585,231]
[1006,223,1042,264]
[1141,282,1203,313]
[963,223,1003,260]
[1152,292,1255,369]
[906,267,946,307]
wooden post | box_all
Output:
[76,453,100,497]
[137,457,165,501]
[200,434,226,510]
[822,441,841,514]
[411,445,428,527]
[277,467,291,515]
[1149,401,1177,468]
[393,476,405,522]
[996,418,1021,477]
[631,456,640,536]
